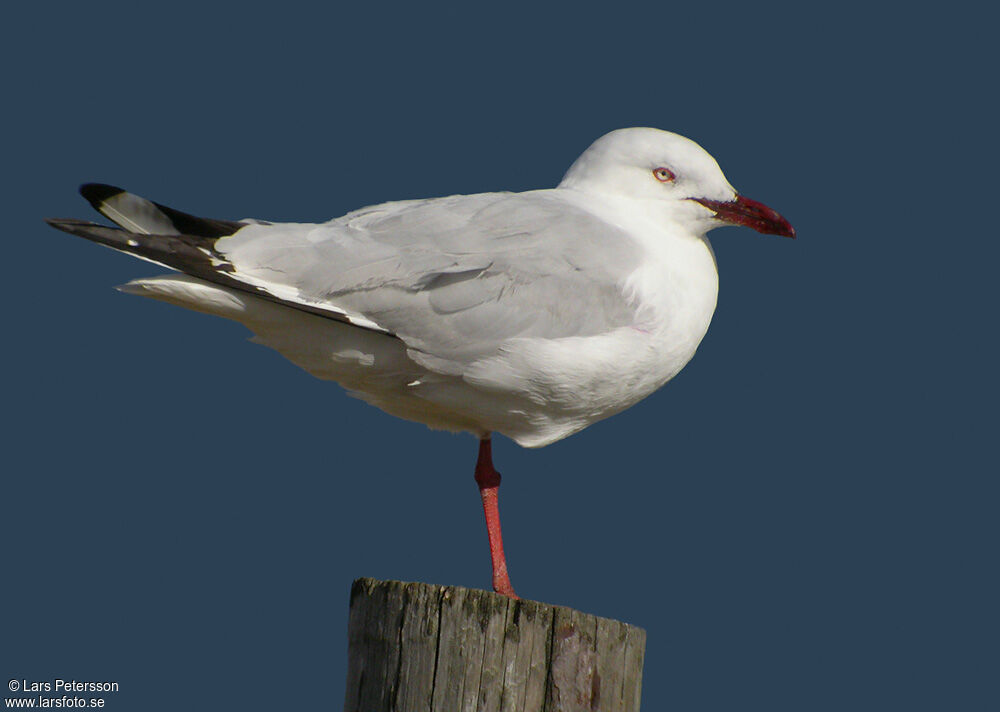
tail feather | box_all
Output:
[79,183,244,238]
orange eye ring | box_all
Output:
[653,167,676,183]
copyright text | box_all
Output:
[6,680,119,709]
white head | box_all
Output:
[559,128,794,238]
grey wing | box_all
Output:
[216,190,643,372]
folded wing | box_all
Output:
[217,191,643,372]
[49,186,643,374]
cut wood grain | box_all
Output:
[344,578,645,712]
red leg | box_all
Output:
[474,438,518,598]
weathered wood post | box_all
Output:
[344,578,645,712]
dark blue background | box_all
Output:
[3,2,995,710]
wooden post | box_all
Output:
[344,578,645,712]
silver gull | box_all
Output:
[47,127,794,597]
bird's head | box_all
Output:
[559,127,795,238]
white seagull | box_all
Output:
[47,127,794,598]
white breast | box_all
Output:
[449,196,721,447]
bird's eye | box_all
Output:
[653,167,676,183]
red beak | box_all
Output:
[692,195,795,238]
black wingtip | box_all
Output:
[44,217,108,236]
[79,183,125,210]
[44,217,79,230]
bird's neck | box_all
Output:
[568,190,720,354]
